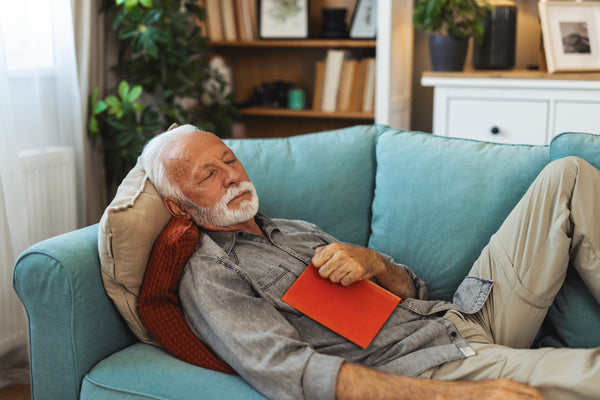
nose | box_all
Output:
[222,162,242,187]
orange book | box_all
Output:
[282,264,401,349]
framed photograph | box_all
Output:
[259,0,309,39]
[349,0,377,39]
[539,0,600,73]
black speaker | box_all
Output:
[473,1,517,70]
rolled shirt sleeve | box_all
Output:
[179,256,345,400]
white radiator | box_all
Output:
[0,146,77,355]
[19,146,77,243]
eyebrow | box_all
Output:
[195,149,235,175]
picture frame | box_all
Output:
[259,0,309,39]
[539,0,600,73]
[349,0,377,39]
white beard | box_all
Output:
[185,181,259,227]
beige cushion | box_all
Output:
[98,158,171,344]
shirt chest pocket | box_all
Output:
[255,264,299,300]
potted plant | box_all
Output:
[89,0,238,191]
[413,0,489,71]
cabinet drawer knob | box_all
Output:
[490,126,500,135]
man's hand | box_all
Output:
[336,362,544,400]
[312,243,385,286]
[311,243,416,299]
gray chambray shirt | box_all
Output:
[179,214,493,400]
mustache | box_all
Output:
[221,181,255,205]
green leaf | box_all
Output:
[132,35,144,53]
[144,9,162,25]
[139,0,152,7]
[115,132,135,147]
[116,0,126,5]
[118,28,138,39]
[105,95,122,116]
[125,0,138,9]
[152,27,170,43]
[118,81,130,100]
[90,87,98,107]
[93,100,108,114]
[88,116,99,135]
[142,34,159,59]
[106,117,130,131]
[128,85,143,102]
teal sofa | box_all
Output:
[13,125,600,399]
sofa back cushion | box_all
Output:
[545,132,600,348]
[226,124,385,246]
[369,130,550,301]
[98,159,171,344]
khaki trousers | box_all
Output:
[421,157,600,400]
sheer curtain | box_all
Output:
[0,0,86,361]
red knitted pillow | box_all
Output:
[138,217,236,374]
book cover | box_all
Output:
[204,0,224,41]
[220,0,238,41]
[320,49,346,112]
[337,59,357,112]
[282,264,401,349]
[350,58,367,112]
[362,58,376,113]
[312,61,325,111]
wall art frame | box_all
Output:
[349,0,377,39]
[539,0,600,73]
[259,0,309,39]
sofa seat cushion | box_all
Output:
[369,130,550,301]
[545,132,600,349]
[81,343,266,400]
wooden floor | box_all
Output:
[0,346,30,400]
[0,384,30,400]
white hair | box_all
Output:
[140,124,203,200]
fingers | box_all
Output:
[452,379,545,400]
[311,243,368,286]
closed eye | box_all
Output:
[200,171,214,183]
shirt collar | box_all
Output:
[200,213,279,255]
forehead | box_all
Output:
[163,132,232,178]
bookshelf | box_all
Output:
[205,0,413,138]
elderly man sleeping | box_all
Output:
[136,124,600,400]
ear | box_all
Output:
[163,197,191,219]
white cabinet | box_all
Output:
[421,71,600,145]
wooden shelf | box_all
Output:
[209,39,376,48]
[240,107,375,120]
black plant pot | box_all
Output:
[429,35,469,71]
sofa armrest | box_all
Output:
[13,224,137,400]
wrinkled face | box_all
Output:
[162,132,258,227]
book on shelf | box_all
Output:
[204,0,257,42]
[349,58,366,112]
[337,59,358,112]
[314,52,375,114]
[204,0,223,41]
[220,0,237,41]
[312,61,325,111]
[362,57,376,113]
[321,49,346,112]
